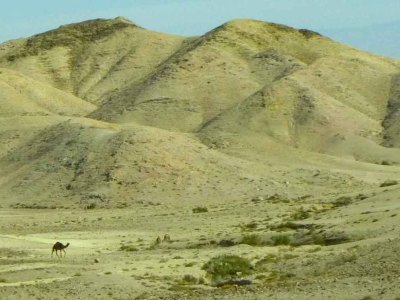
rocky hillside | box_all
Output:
[0,17,399,208]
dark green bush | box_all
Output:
[202,255,253,286]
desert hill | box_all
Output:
[0,17,399,208]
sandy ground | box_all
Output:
[1,182,400,300]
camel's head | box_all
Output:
[65,243,70,248]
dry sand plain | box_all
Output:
[1,177,400,299]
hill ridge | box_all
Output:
[0,17,399,208]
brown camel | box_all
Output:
[51,242,70,258]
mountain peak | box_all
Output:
[221,18,322,39]
[3,17,138,60]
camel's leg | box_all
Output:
[51,248,54,257]
[62,249,66,257]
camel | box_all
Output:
[51,242,70,258]
[163,234,171,242]
[153,235,171,248]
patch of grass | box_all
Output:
[184,262,196,267]
[271,234,291,246]
[291,231,351,246]
[192,206,208,213]
[168,284,194,292]
[202,255,253,286]
[264,271,296,283]
[355,194,368,200]
[380,180,398,187]
[241,221,258,231]
[290,207,311,220]
[332,196,352,207]
[240,234,263,246]
[218,239,237,247]
[0,278,7,283]
[119,244,139,252]
[270,222,319,231]
[10,203,49,209]
[86,203,97,210]
[181,274,198,284]
[298,29,321,38]
[255,254,280,269]
[360,296,373,300]
[266,193,289,203]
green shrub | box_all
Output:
[332,196,352,207]
[291,207,311,220]
[120,244,139,252]
[240,234,262,246]
[184,262,196,267]
[202,255,253,286]
[86,202,97,209]
[271,234,291,246]
[218,239,236,247]
[192,206,208,213]
[241,221,258,230]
